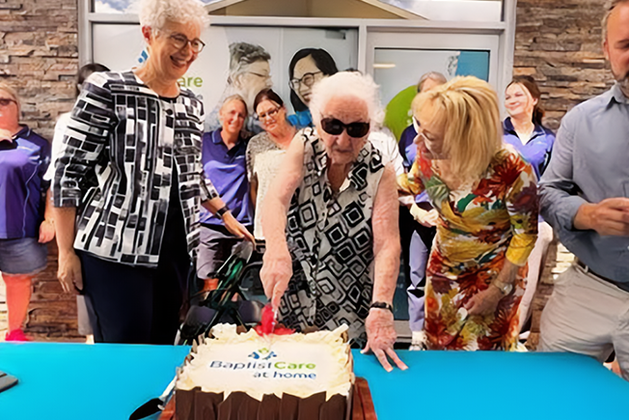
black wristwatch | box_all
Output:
[370,301,394,313]
[215,205,230,219]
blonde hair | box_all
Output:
[412,76,502,183]
[0,81,20,113]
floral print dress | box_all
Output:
[399,146,538,350]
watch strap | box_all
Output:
[370,301,394,313]
[215,205,229,219]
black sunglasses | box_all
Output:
[320,118,370,138]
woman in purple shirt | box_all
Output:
[0,82,54,341]
[503,75,555,333]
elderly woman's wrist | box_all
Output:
[369,301,394,313]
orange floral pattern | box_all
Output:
[399,147,539,350]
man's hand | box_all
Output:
[574,198,629,236]
[362,309,408,372]
[260,247,293,311]
[38,219,56,243]
[57,249,83,293]
[464,285,504,316]
[222,212,256,243]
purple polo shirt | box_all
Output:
[0,126,50,239]
[199,129,252,226]
[502,117,556,179]
[399,124,429,205]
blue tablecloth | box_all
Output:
[0,342,628,419]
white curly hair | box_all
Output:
[309,72,384,127]
[138,0,208,31]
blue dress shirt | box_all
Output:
[539,83,629,286]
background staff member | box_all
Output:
[0,82,54,342]
[197,95,255,280]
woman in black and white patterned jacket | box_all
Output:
[52,0,252,344]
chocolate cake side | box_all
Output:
[174,389,347,420]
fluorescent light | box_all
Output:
[373,63,396,69]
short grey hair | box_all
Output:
[228,42,271,79]
[220,94,248,118]
[138,0,208,31]
[602,0,629,41]
[417,71,447,93]
[310,72,383,126]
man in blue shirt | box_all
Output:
[198,95,254,280]
[538,0,629,380]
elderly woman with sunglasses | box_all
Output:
[260,72,407,372]
[53,0,250,344]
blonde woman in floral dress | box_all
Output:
[399,77,539,351]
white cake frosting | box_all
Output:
[176,324,353,401]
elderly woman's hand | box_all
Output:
[362,308,408,372]
[260,247,293,311]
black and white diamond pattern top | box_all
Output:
[53,71,218,267]
[280,128,386,344]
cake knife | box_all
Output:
[129,376,176,420]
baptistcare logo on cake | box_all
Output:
[208,347,318,380]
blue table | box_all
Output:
[0,342,628,419]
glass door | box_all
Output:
[367,31,500,140]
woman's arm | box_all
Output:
[250,175,258,210]
[201,197,255,243]
[363,165,407,372]
[38,189,56,243]
[53,206,82,293]
[53,73,115,293]
[465,154,539,316]
[259,133,305,310]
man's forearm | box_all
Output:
[52,206,77,253]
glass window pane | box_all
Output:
[94,0,220,13]
[378,0,503,22]
[374,47,490,139]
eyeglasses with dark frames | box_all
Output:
[163,31,206,53]
[289,71,323,90]
[257,107,280,121]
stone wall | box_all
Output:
[513,0,611,131]
[0,0,79,140]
